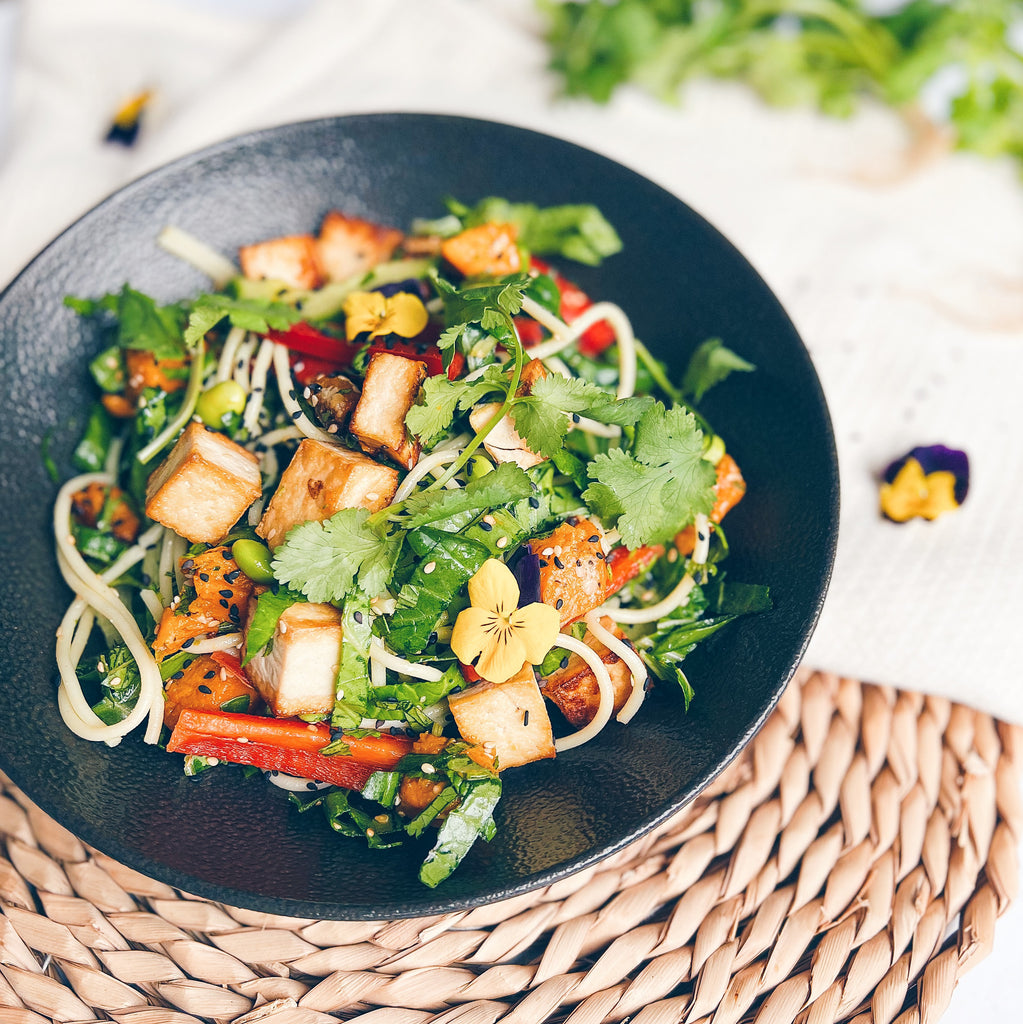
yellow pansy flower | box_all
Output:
[343,290,429,342]
[451,559,561,684]
[879,457,959,522]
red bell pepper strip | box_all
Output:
[209,651,251,688]
[605,544,664,598]
[268,323,362,366]
[529,257,616,357]
[166,709,413,788]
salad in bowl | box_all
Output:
[54,194,768,887]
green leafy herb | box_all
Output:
[366,665,465,726]
[183,293,305,347]
[72,403,114,473]
[584,401,716,547]
[448,197,623,265]
[402,462,534,528]
[405,364,507,447]
[539,0,1023,172]
[681,338,755,404]
[332,596,373,730]
[67,286,187,360]
[243,587,306,665]
[88,345,126,393]
[87,645,142,725]
[272,508,402,603]
[419,778,502,888]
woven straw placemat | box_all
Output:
[0,668,1019,1024]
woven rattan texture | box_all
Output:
[0,669,1019,1024]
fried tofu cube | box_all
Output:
[256,438,399,549]
[316,211,403,282]
[540,617,636,728]
[145,421,261,544]
[349,352,426,470]
[243,602,343,718]
[469,401,546,470]
[239,234,323,290]
[448,665,556,769]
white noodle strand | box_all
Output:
[552,631,616,752]
[584,612,649,724]
[243,338,276,434]
[217,327,247,383]
[271,342,337,443]
[157,225,238,288]
[370,640,444,682]
[602,572,697,626]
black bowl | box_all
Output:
[0,114,837,919]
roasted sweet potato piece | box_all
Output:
[125,349,188,400]
[163,653,258,729]
[240,234,323,290]
[441,223,521,277]
[541,616,636,728]
[675,453,746,555]
[530,519,612,627]
[71,482,140,543]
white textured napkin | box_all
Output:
[2,0,1022,725]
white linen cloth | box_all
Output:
[1,0,1021,725]
[1,4,1022,1018]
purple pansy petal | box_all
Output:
[510,549,542,608]
[884,444,970,506]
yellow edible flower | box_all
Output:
[342,290,429,341]
[879,458,959,522]
[451,558,561,684]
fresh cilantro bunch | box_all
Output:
[539,0,1023,171]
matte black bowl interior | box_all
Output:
[0,114,838,919]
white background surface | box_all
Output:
[0,1,1020,1019]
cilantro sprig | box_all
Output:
[584,401,717,548]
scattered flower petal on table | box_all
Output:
[880,444,969,523]
[105,89,153,147]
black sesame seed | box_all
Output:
[576,559,582,566]
[595,551,605,559]
[219,598,230,609]
[555,598,564,610]
[528,497,540,509]
[571,413,581,423]
[698,532,707,542]
[567,516,579,526]
[559,656,569,670]
[588,535,600,543]
[288,389,297,400]
[198,684,213,694]
[308,382,322,394]
[428,631,439,645]
[306,782,318,790]
[170,671,184,680]
[291,410,303,420]
[254,443,266,453]
[181,559,195,572]
[218,588,233,598]
[353,610,364,624]
[479,520,493,532]
[182,638,195,649]
[141,573,151,585]
[523,709,530,726]
[222,550,232,559]
[538,559,549,568]
[554,556,565,569]
[203,670,216,679]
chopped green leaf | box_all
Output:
[271,508,402,603]
[333,596,373,730]
[243,587,306,665]
[682,338,755,404]
[405,365,506,446]
[402,462,534,528]
[184,293,305,347]
[419,778,502,888]
[584,401,716,547]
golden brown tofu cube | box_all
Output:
[256,438,399,549]
[540,617,636,728]
[145,421,261,545]
[243,601,343,718]
[349,352,426,470]
[448,666,556,769]
[239,234,323,290]
[316,211,403,282]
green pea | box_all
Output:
[231,539,275,583]
[196,380,247,428]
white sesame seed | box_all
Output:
[423,561,436,574]
[421,762,435,774]
[279,620,288,634]
[542,547,554,557]
[483,515,495,525]
[327,424,339,433]
[220,668,227,680]
[496,537,508,549]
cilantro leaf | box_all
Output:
[405,365,507,446]
[402,462,534,528]
[682,338,755,404]
[67,286,186,359]
[437,274,530,327]
[333,596,373,730]
[584,401,716,547]
[184,294,305,347]
[271,509,401,603]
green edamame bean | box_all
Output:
[231,539,275,584]
[196,380,247,428]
